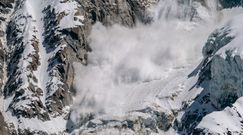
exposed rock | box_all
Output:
[0,30,4,37]
[0,40,5,89]
[0,112,10,135]
[219,0,243,8]
[73,105,175,135]
[78,0,136,27]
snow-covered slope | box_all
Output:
[193,12,243,135]
[1,0,243,134]
[1,0,84,134]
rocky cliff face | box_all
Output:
[1,0,243,134]
[191,13,243,134]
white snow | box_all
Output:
[38,0,84,29]
[4,110,68,134]
[215,12,243,59]
[54,0,84,29]
[197,97,243,134]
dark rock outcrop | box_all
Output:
[219,0,243,8]
[0,112,10,135]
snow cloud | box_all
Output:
[72,19,214,116]
[70,0,223,123]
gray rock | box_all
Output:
[176,24,243,134]
[0,112,10,135]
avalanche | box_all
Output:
[71,0,243,134]
[1,0,243,134]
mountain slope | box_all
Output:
[0,0,159,134]
[1,0,243,135]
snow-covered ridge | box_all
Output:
[194,9,243,134]
[2,0,83,134]
[215,13,243,59]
